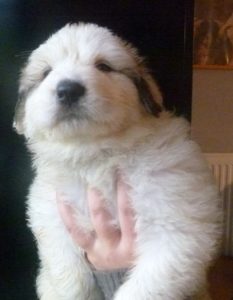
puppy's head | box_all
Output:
[14,23,163,141]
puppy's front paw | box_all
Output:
[114,283,142,300]
[114,282,169,300]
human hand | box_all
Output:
[57,178,136,271]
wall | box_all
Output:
[192,69,233,153]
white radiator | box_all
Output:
[205,153,233,256]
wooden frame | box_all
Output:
[193,0,233,69]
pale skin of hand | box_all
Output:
[57,178,136,271]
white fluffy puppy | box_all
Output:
[14,23,222,300]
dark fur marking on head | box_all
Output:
[131,76,162,117]
[14,71,40,134]
[13,90,27,134]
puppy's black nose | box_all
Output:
[56,80,86,105]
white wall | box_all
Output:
[192,69,233,153]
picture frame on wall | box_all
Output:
[193,0,233,69]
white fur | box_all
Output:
[15,23,222,300]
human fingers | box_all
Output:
[87,188,120,245]
[56,193,95,250]
[116,175,136,244]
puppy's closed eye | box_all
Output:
[42,67,52,80]
[95,61,114,73]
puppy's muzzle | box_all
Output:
[57,80,86,106]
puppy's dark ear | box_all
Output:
[13,90,26,135]
[133,76,162,117]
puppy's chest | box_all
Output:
[54,156,124,216]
